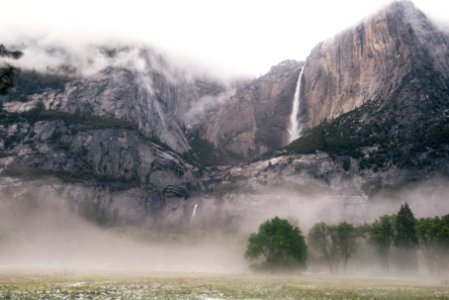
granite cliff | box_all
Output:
[0,1,448,227]
[198,60,302,161]
[298,0,449,132]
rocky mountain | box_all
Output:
[284,1,449,179]
[197,60,302,161]
[217,0,449,198]
[199,1,449,161]
[298,0,449,132]
[194,0,449,212]
[0,1,448,227]
[0,46,230,225]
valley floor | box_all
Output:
[0,270,448,299]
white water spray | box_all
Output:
[288,66,305,143]
[190,203,199,224]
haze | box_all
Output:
[2,0,449,79]
[0,176,448,274]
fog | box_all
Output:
[184,88,237,126]
[0,176,448,275]
[7,40,198,84]
[188,177,449,233]
[0,183,247,274]
[2,1,449,80]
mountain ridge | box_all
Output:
[0,1,448,227]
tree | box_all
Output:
[308,222,358,273]
[0,44,23,95]
[394,203,418,272]
[245,217,308,271]
[416,215,449,273]
[369,215,394,271]
[335,222,357,272]
[307,222,339,273]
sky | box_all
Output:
[2,0,449,79]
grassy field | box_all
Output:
[0,271,448,299]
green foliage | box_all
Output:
[394,203,418,248]
[286,120,362,157]
[416,215,449,273]
[245,217,308,271]
[308,222,358,273]
[335,222,357,272]
[368,215,394,271]
[286,93,449,174]
[394,203,418,272]
[307,222,340,273]
[306,206,449,274]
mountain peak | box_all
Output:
[298,0,449,134]
[378,0,431,33]
[385,0,416,13]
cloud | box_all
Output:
[184,88,236,126]
[2,1,449,79]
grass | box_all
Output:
[0,273,448,299]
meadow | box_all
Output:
[0,271,448,299]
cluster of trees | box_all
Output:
[245,203,449,273]
[308,221,358,273]
[245,217,307,271]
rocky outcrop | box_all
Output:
[200,60,302,160]
[5,46,228,154]
[0,114,198,225]
[0,46,229,225]
[298,1,449,132]
[0,113,194,179]
[199,149,433,200]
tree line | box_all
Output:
[245,203,449,273]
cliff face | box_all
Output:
[197,2,449,160]
[0,47,228,225]
[1,1,449,228]
[201,60,302,160]
[298,1,449,132]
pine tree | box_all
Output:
[369,215,394,271]
[394,203,418,272]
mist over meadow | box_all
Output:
[0,175,447,275]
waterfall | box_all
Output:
[288,66,305,143]
[190,203,198,224]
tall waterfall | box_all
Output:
[288,66,305,143]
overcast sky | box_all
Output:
[2,0,449,78]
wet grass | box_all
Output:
[0,272,448,299]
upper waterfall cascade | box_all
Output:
[288,66,305,143]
